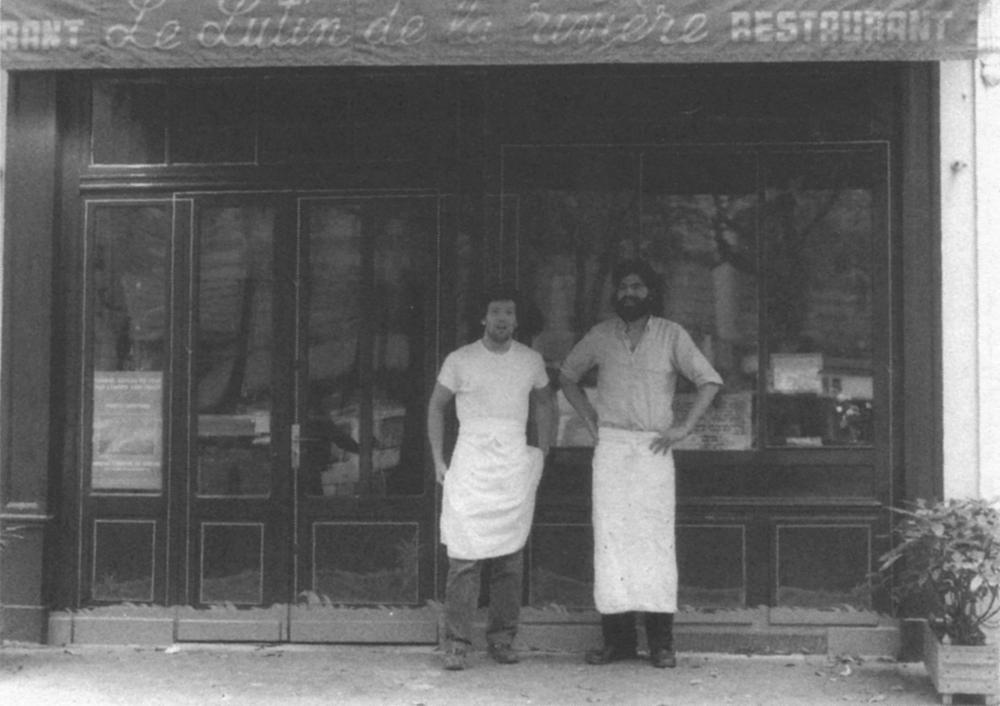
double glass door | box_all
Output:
[184,192,439,610]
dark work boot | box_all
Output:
[645,612,676,668]
[585,613,639,664]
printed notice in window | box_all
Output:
[672,391,753,451]
[92,371,163,491]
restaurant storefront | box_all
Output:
[0,1,983,651]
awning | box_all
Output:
[0,0,979,71]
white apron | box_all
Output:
[592,428,677,613]
[440,418,545,560]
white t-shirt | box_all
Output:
[437,340,549,426]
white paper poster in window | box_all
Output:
[92,371,163,491]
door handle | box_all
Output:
[291,421,360,472]
[291,423,301,471]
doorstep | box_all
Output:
[42,604,900,658]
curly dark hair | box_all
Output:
[470,282,544,340]
[609,259,664,315]
[477,283,522,319]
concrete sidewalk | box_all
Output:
[0,642,959,705]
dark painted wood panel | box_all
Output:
[900,64,942,503]
[2,74,57,512]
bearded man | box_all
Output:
[558,259,721,669]
[427,285,553,670]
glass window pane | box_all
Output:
[200,523,264,605]
[642,151,759,451]
[776,525,871,609]
[511,147,759,452]
[451,195,480,350]
[195,205,275,496]
[302,202,363,497]
[92,520,155,602]
[529,525,593,609]
[311,522,419,605]
[91,80,166,165]
[89,204,170,492]
[763,152,876,447]
[372,201,434,495]
[677,525,745,609]
[503,146,638,450]
[302,197,433,498]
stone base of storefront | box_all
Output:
[36,605,902,659]
[1,606,47,643]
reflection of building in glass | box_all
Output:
[769,353,872,400]
[820,358,873,401]
[764,353,873,446]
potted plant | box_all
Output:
[877,497,1000,705]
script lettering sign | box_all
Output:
[1,0,979,70]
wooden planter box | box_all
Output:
[923,623,1000,705]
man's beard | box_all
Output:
[614,295,652,322]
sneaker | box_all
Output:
[650,648,677,668]
[488,643,520,664]
[443,647,467,671]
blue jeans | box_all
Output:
[444,549,524,649]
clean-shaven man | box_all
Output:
[428,285,553,670]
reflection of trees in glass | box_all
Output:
[196,206,275,414]
[518,180,763,399]
[511,148,877,451]
[305,202,432,497]
[92,206,170,372]
[374,215,425,392]
[194,206,275,497]
[453,228,476,346]
[763,180,872,359]
[372,211,430,496]
[761,167,875,447]
[522,189,636,366]
[306,205,362,414]
[642,192,758,389]
[644,193,756,273]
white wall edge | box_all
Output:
[0,70,6,452]
[939,60,980,499]
[975,57,1000,500]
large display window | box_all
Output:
[506,143,887,611]
[507,145,883,457]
